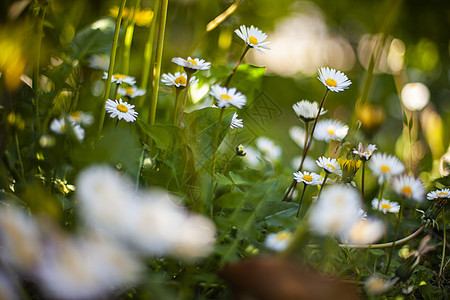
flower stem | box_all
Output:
[385,197,406,274]
[122,0,141,75]
[172,88,182,125]
[317,172,329,200]
[221,153,237,173]
[223,45,250,88]
[361,160,366,203]
[376,182,385,213]
[177,73,192,127]
[296,184,307,218]
[211,107,225,183]
[439,207,446,277]
[135,148,145,190]
[97,0,127,139]
[33,5,46,132]
[148,0,169,126]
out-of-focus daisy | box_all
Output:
[105,98,138,122]
[316,156,342,176]
[368,153,405,184]
[50,118,85,141]
[264,231,292,252]
[242,146,260,168]
[171,57,211,73]
[392,175,425,202]
[346,218,385,245]
[69,111,94,126]
[210,85,246,109]
[317,67,352,92]
[309,184,362,236]
[314,119,348,142]
[289,126,307,148]
[353,143,377,161]
[87,54,110,70]
[255,137,281,162]
[427,188,450,200]
[117,86,146,98]
[234,25,270,54]
[235,144,247,156]
[365,276,397,295]
[103,72,136,85]
[0,273,19,300]
[230,112,243,129]
[292,100,326,123]
[291,156,318,172]
[371,198,400,214]
[293,171,322,185]
[161,72,198,88]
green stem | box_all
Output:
[296,184,307,218]
[135,148,145,190]
[361,160,366,203]
[33,6,46,132]
[97,0,127,139]
[211,107,225,183]
[221,153,237,173]
[439,207,446,277]
[316,172,329,200]
[123,0,141,75]
[14,129,25,181]
[376,182,385,213]
[172,88,182,125]
[223,45,249,88]
[148,0,168,126]
[385,197,406,274]
[177,73,192,127]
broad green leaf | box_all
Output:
[138,121,186,152]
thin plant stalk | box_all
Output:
[376,182,385,214]
[211,107,225,183]
[296,184,307,218]
[122,0,141,75]
[172,88,182,124]
[148,0,169,126]
[221,153,237,173]
[223,45,249,87]
[135,148,145,190]
[317,172,329,200]
[385,197,406,274]
[439,207,446,277]
[361,160,366,202]
[177,73,192,127]
[97,0,127,139]
[33,5,47,132]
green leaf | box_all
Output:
[138,121,186,152]
[228,171,249,185]
[215,192,244,209]
[215,173,233,186]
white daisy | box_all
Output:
[427,188,450,200]
[368,153,405,184]
[234,25,271,54]
[50,118,85,141]
[346,218,385,245]
[87,54,110,70]
[105,98,138,122]
[117,85,146,98]
[102,72,136,85]
[289,126,307,148]
[316,156,342,176]
[255,137,282,162]
[309,184,362,236]
[371,198,400,214]
[210,84,247,109]
[292,100,326,122]
[293,171,322,185]
[171,57,211,73]
[69,111,94,126]
[264,231,292,252]
[161,72,199,88]
[235,144,247,156]
[317,67,352,92]
[230,112,243,129]
[353,143,377,161]
[392,175,425,202]
[314,119,349,142]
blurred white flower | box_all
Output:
[230,112,243,129]
[316,156,342,176]
[265,231,292,252]
[427,188,450,200]
[401,82,430,111]
[314,119,348,142]
[392,174,425,202]
[365,276,397,295]
[50,118,85,141]
[210,85,247,109]
[87,54,110,70]
[368,153,404,184]
[103,72,136,85]
[0,273,19,300]
[353,143,377,161]
[242,146,261,168]
[117,86,146,98]
[293,171,322,185]
[255,137,282,162]
[234,25,271,54]
[69,111,94,126]
[346,218,385,245]
[171,57,211,73]
[371,198,400,214]
[289,126,307,148]
[292,100,326,122]
[105,98,138,122]
[317,67,352,92]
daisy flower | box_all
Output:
[427,188,450,200]
[209,84,246,109]
[69,111,94,126]
[50,118,85,141]
[255,137,281,162]
[314,119,349,142]
[103,72,136,85]
[317,67,352,92]
[316,156,342,176]
[371,198,400,214]
[392,175,425,202]
[235,144,247,156]
[105,98,138,122]
[346,218,385,245]
[353,143,377,161]
[118,86,146,98]
[171,57,211,73]
[242,146,260,168]
[368,153,405,184]
[234,25,270,54]
[230,112,243,129]
[289,126,307,148]
[264,231,292,252]
[87,54,110,70]
[293,171,322,185]
[161,72,198,88]
[292,100,326,122]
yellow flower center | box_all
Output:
[327,164,335,170]
[380,165,390,173]
[117,104,128,113]
[126,87,134,94]
[381,203,391,210]
[174,76,187,85]
[249,36,258,45]
[401,186,412,197]
[437,192,448,197]
[70,111,81,120]
[302,174,313,182]
[187,59,197,66]
[113,74,126,80]
[276,232,291,241]
[327,126,335,135]
[325,78,337,87]
[220,94,232,101]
